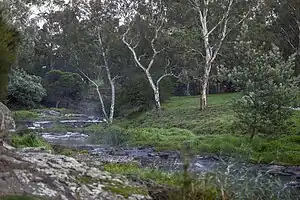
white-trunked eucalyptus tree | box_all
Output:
[188,0,254,109]
[79,28,118,124]
[59,0,121,124]
[79,0,122,124]
[121,0,177,111]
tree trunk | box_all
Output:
[55,101,60,108]
[145,71,162,110]
[0,112,5,131]
[296,22,300,75]
[95,86,109,123]
[200,61,211,110]
[200,79,208,110]
[103,64,115,124]
[154,89,161,111]
[108,82,115,124]
[99,31,116,124]
[185,82,191,96]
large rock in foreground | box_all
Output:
[0,147,151,200]
[0,102,15,133]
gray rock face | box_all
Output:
[0,147,151,200]
[0,102,15,134]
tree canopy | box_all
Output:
[0,9,19,101]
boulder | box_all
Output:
[0,102,15,136]
[0,147,152,200]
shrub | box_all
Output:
[43,70,85,108]
[87,125,129,146]
[8,68,46,108]
[10,131,51,150]
[222,46,299,138]
[116,74,173,117]
[12,110,39,120]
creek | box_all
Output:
[15,109,300,199]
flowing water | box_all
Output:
[15,110,300,199]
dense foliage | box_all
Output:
[8,68,46,108]
[43,70,85,108]
[116,75,173,117]
[224,47,299,137]
[0,10,19,101]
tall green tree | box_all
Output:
[0,9,19,101]
[265,0,300,75]
[121,0,179,110]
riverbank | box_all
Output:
[9,97,300,199]
[86,93,300,165]
[13,93,300,165]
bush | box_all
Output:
[116,74,173,117]
[12,110,39,120]
[222,46,300,138]
[8,68,46,108]
[87,125,129,146]
[10,131,51,150]
[43,70,85,108]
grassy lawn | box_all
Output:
[88,93,300,165]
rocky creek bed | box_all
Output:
[13,109,300,199]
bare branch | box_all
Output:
[224,9,252,38]
[77,68,108,122]
[112,75,122,82]
[207,9,230,36]
[133,40,140,49]
[138,53,146,61]
[211,0,242,62]
[78,68,99,88]
[281,27,296,50]
[122,27,146,71]
[187,48,205,58]
[156,73,173,88]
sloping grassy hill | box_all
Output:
[118,93,240,135]
[95,93,300,165]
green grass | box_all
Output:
[52,145,89,156]
[117,93,239,135]
[104,162,182,186]
[12,110,39,120]
[10,131,52,150]
[103,183,148,198]
[87,93,300,165]
[103,163,222,200]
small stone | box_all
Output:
[266,165,285,175]
[285,181,300,188]
[111,178,123,184]
[81,185,93,195]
